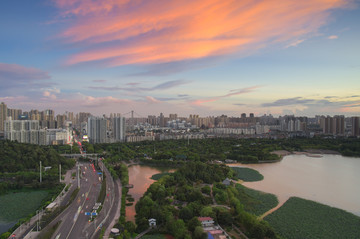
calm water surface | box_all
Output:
[126,165,174,222]
[234,154,360,216]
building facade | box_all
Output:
[87,116,107,144]
[112,116,126,142]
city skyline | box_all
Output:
[1,0,359,117]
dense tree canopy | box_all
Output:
[0,140,75,193]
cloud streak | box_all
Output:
[262,97,315,107]
[191,86,260,105]
[0,62,54,96]
[262,96,360,115]
[54,0,353,67]
[88,79,189,92]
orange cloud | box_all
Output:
[54,0,353,66]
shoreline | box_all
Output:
[271,149,340,160]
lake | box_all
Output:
[126,165,174,222]
[233,154,360,216]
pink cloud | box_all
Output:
[54,0,353,66]
[82,96,132,107]
[145,96,161,104]
[328,35,339,39]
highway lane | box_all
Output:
[91,161,120,239]
[52,162,102,239]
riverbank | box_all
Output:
[271,149,340,160]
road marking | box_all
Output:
[66,184,93,239]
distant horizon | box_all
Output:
[2,101,359,119]
[1,1,359,116]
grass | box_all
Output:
[0,190,49,222]
[265,197,360,239]
[235,184,278,216]
[231,167,264,182]
[151,172,173,180]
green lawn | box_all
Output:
[151,172,173,180]
[235,184,278,216]
[231,167,264,182]
[265,197,360,239]
[0,190,49,222]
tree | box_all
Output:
[187,217,201,233]
[172,219,187,239]
[200,206,215,218]
[179,206,193,222]
[194,226,207,239]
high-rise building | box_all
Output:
[169,114,177,121]
[4,119,43,144]
[159,113,165,127]
[351,117,360,137]
[147,115,157,126]
[87,117,107,144]
[320,115,345,135]
[56,114,67,128]
[8,108,22,120]
[44,109,55,121]
[79,112,91,124]
[67,112,74,123]
[112,116,126,142]
[0,102,7,132]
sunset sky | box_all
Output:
[1,0,359,117]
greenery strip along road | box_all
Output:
[265,197,360,239]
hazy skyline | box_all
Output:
[1,0,359,117]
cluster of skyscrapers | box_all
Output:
[1,101,359,145]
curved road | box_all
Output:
[51,162,102,239]
[45,160,120,239]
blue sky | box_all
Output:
[0,0,359,117]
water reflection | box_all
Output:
[126,165,174,222]
[232,154,360,216]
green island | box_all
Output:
[265,197,360,239]
[231,167,264,182]
[151,172,173,180]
